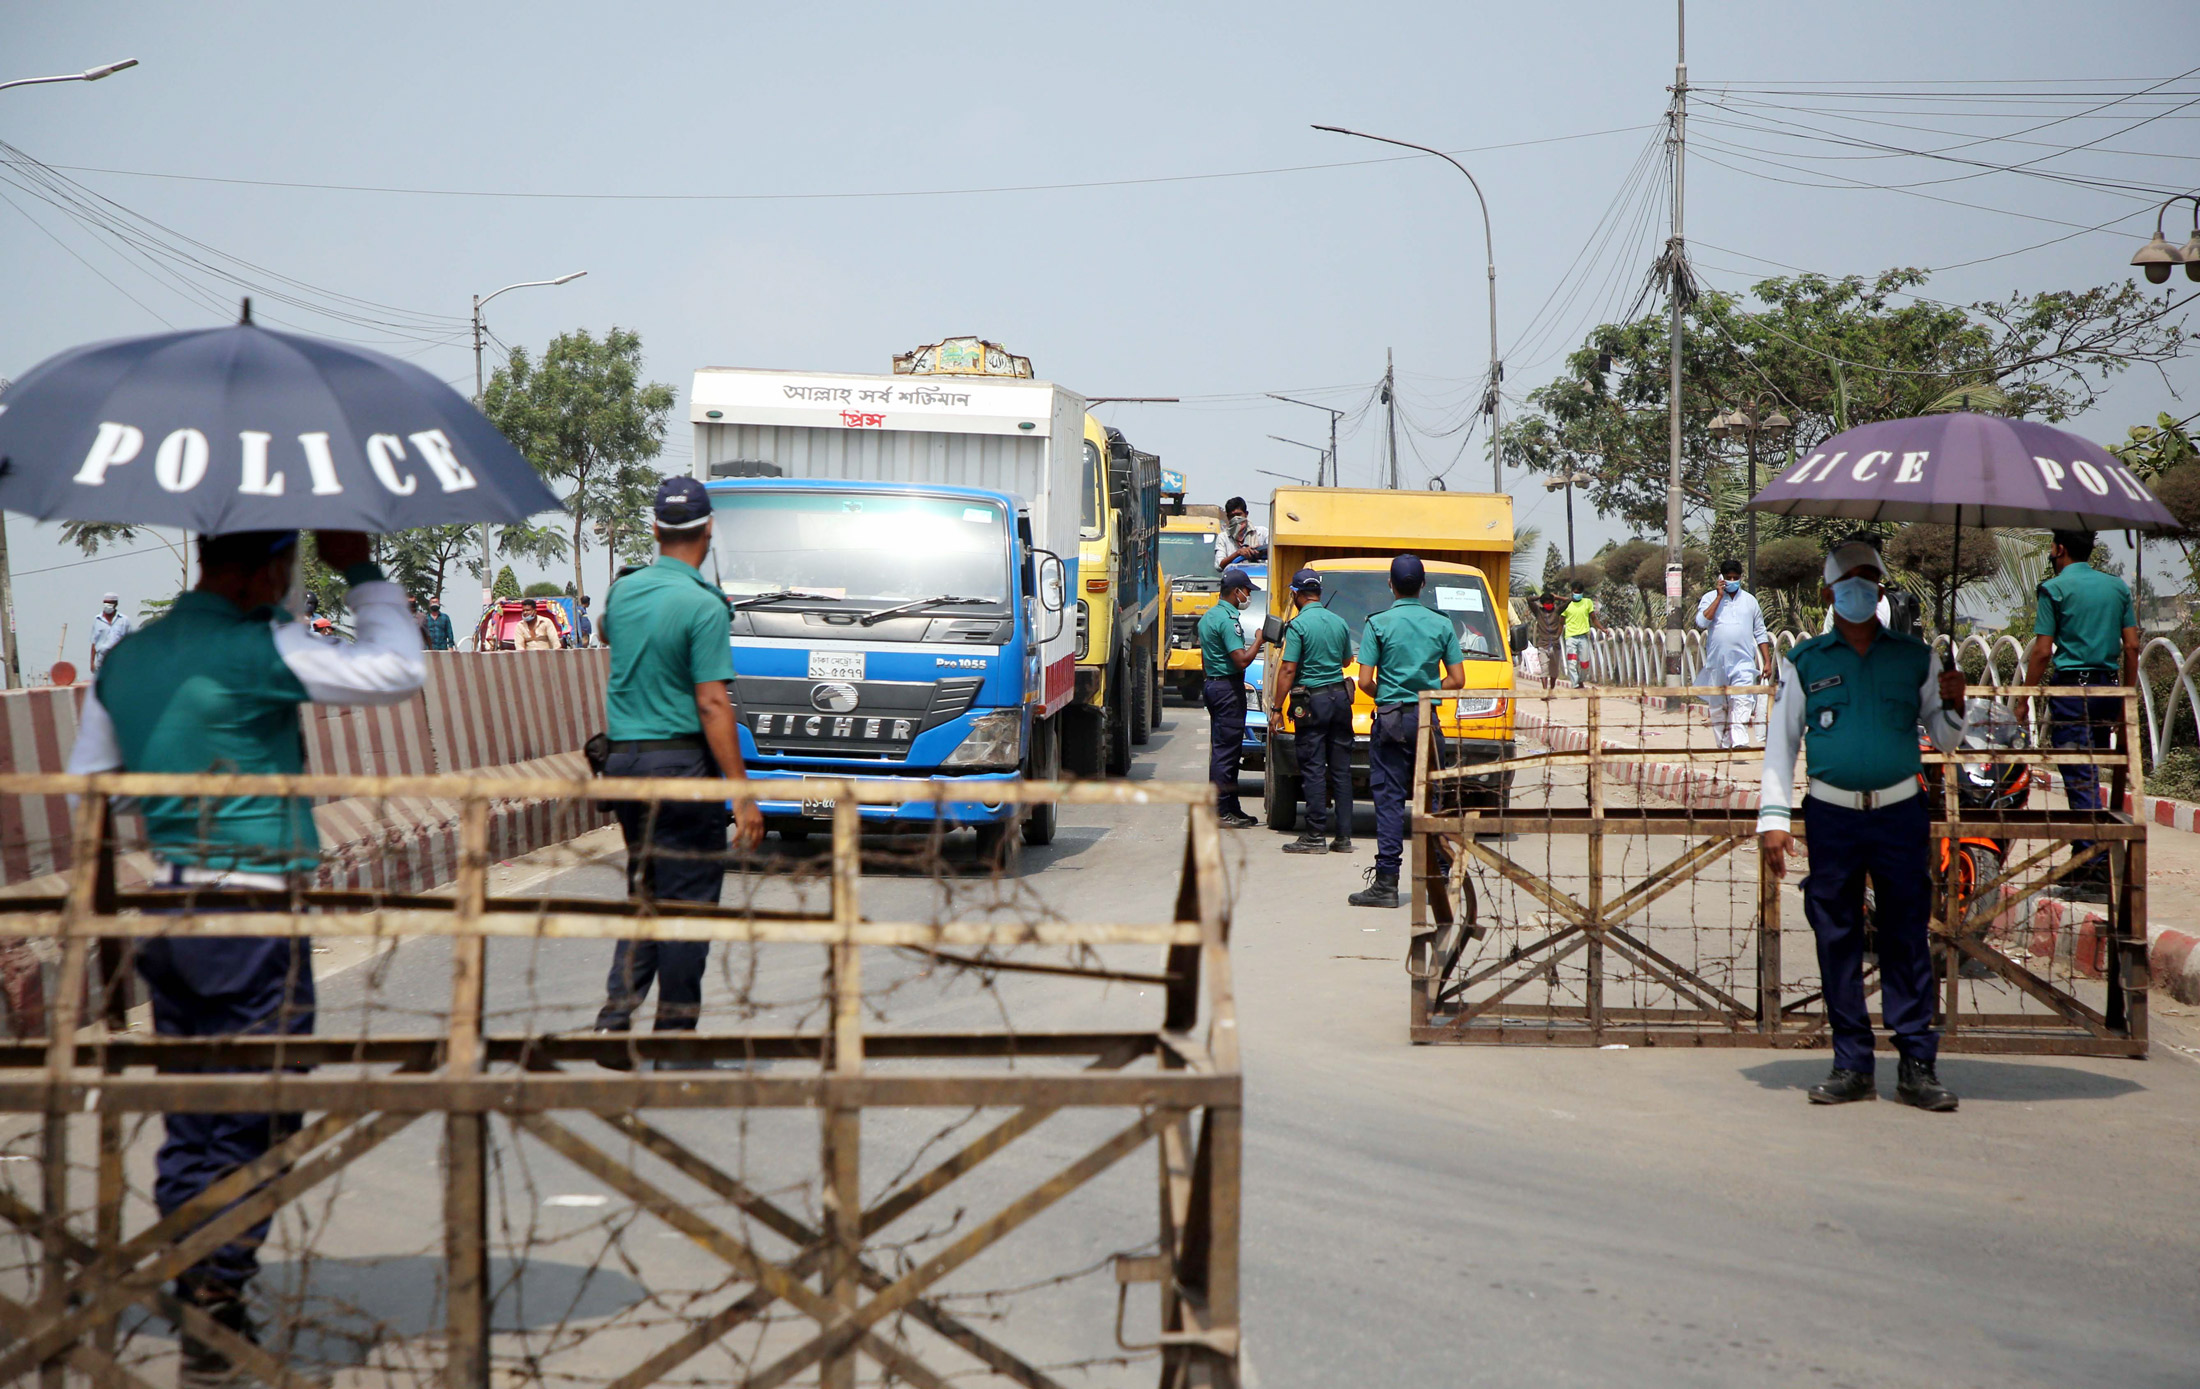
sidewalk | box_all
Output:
[1514,691,2200,1005]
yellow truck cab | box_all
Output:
[1260,487,1517,831]
[1160,511,1223,702]
[1069,413,1163,777]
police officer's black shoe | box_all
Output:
[1217,811,1260,830]
[177,1287,259,1389]
[1348,868,1400,909]
[1281,832,1328,854]
[1329,836,1355,853]
[1806,1067,1876,1104]
[1895,1057,1959,1112]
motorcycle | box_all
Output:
[1923,698,2031,977]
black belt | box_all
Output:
[607,735,706,753]
[1301,679,1350,692]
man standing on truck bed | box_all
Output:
[1197,566,1266,829]
[1213,496,1268,573]
[1272,568,1355,854]
[594,479,765,1055]
[1350,555,1465,908]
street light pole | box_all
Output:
[1268,436,1331,487]
[0,56,140,688]
[1313,124,1502,494]
[1542,468,1596,574]
[1708,403,1791,592]
[469,272,586,625]
[1268,394,1345,486]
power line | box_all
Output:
[46,125,1657,205]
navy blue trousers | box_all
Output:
[598,746,727,1030]
[136,932,315,1295]
[1800,794,1938,1072]
[1371,703,1440,878]
[2048,670,2121,855]
[1294,682,1355,838]
[1203,678,1247,817]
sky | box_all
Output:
[2,1,2196,675]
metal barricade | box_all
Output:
[1405,686,2147,1057]
[0,770,1241,1388]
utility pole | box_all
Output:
[1660,0,1689,688]
[470,272,586,629]
[1266,394,1344,486]
[1383,350,1399,490]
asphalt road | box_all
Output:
[56,700,2200,1387]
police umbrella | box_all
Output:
[0,307,562,532]
[1745,411,2178,630]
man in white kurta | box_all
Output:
[1695,558,1774,748]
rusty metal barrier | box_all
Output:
[0,770,1241,1388]
[1406,686,2147,1057]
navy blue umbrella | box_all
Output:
[0,315,561,533]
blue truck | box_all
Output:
[689,352,1081,859]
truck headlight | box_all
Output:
[944,710,1024,770]
[1074,600,1090,660]
[1455,696,1507,719]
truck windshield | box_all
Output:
[1160,532,1217,583]
[710,490,1012,613]
[1081,438,1103,538]
[1311,571,1505,660]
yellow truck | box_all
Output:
[1067,414,1164,777]
[1160,510,1223,702]
[1258,487,1517,830]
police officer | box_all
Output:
[64,528,425,1376]
[594,478,765,1048]
[2016,528,2138,898]
[1349,555,1464,908]
[1758,539,1966,1111]
[1271,568,1355,854]
[1195,566,1265,828]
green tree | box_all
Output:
[1885,523,1998,633]
[522,580,566,598]
[483,327,675,603]
[1540,542,1564,589]
[1755,536,1824,628]
[381,524,480,606]
[492,565,521,601]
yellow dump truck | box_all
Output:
[1160,510,1224,702]
[1259,487,1516,830]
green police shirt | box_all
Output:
[1197,599,1253,679]
[1281,600,1353,688]
[603,557,738,740]
[1358,598,1463,704]
[2035,561,2136,673]
[93,589,319,874]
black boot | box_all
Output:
[1895,1056,1959,1112]
[1807,1067,1876,1105]
[1217,810,1260,830]
[1329,835,1355,853]
[1348,867,1399,909]
[1281,831,1328,855]
[176,1279,259,1389]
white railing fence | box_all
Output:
[1519,626,2200,777]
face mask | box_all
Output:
[1830,577,1880,623]
[1229,516,1246,540]
[102,604,116,615]
[1722,579,1740,595]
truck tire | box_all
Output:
[1130,645,1153,746]
[1062,705,1103,778]
[1022,716,1058,846]
[1106,657,1133,777]
[1265,765,1299,832]
[1151,657,1168,731]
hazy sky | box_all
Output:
[3,2,2195,672]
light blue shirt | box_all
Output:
[1695,586,1769,681]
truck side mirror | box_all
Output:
[1035,550,1067,642]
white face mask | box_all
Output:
[101,603,117,615]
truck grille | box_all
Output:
[1168,612,1200,649]
[736,676,982,759]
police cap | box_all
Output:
[654,477,712,531]
[1290,567,1322,594]
[1389,553,1425,591]
[1220,565,1254,593]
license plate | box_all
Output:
[808,651,864,680]
[799,778,835,819]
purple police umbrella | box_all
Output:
[0,309,561,534]
[1745,411,2176,532]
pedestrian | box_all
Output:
[576,593,594,648]
[1531,588,1564,690]
[64,528,424,1378]
[1757,539,1965,1111]
[1196,566,1266,829]
[516,598,559,650]
[593,478,764,1055]
[1349,555,1464,909]
[408,596,428,641]
[1271,568,1354,854]
[1212,496,1269,573]
[89,591,131,674]
[1695,559,1774,748]
[1561,576,1609,688]
[422,597,456,652]
[2016,528,2139,899]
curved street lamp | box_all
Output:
[1708,401,1792,589]
[1313,125,1502,494]
[2131,194,2200,284]
[470,272,587,616]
